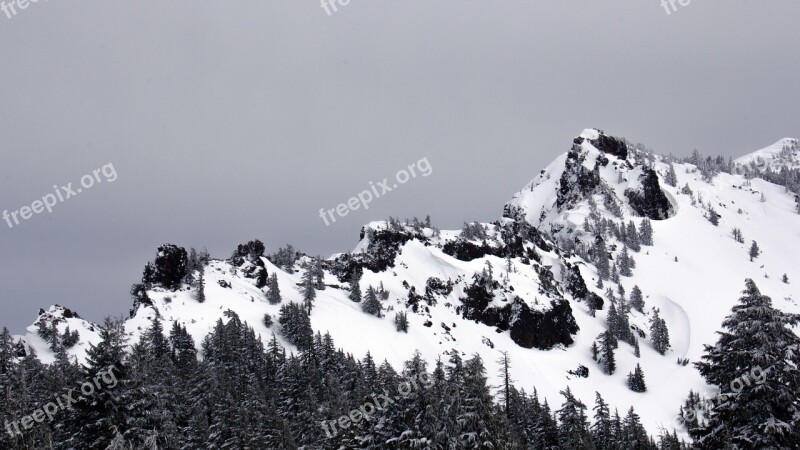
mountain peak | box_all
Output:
[735,137,800,171]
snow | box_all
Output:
[735,138,800,170]
[13,131,800,441]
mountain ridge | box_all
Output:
[11,129,800,438]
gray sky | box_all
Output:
[1,1,798,332]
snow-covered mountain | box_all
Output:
[13,129,800,438]
[735,137,800,171]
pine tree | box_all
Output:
[731,227,744,243]
[278,303,313,351]
[267,273,282,304]
[708,207,719,226]
[556,387,591,450]
[626,221,641,252]
[361,286,382,317]
[619,246,634,277]
[749,240,761,261]
[693,279,800,448]
[301,269,316,315]
[630,285,645,313]
[312,256,325,289]
[622,407,649,450]
[591,392,613,450]
[598,331,617,375]
[65,317,128,448]
[394,311,409,332]
[349,268,362,303]
[665,163,678,187]
[627,364,646,392]
[639,218,654,246]
[195,270,206,303]
[497,351,512,418]
[594,236,610,280]
[649,308,671,355]
[783,273,789,284]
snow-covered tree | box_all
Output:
[650,308,670,355]
[665,163,678,187]
[638,218,654,246]
[301,269,316,314]
[556,387,592,449]
[361,286,382,317]
[267,273,281,304]
[394,311,409,333]
[195,270,206,303]
[731,227,744,243]
[349,268,362,303]
[626,364,646,392]
[693,279,800,448]
[630,285,645,313]
[749,240,761,261]
[597,331,617,375]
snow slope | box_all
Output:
[13,129,800,439]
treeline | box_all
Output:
[1,310,686,449]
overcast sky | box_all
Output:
[1,1,798,332]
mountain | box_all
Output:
[735,137,800,171]
[11,129,800,439]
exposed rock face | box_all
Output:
[458,276,580,350]
[556,140,603,211]
[589,132,628,160]
[509,298,579,350]
[625,168,674,220]
[231,240,268,288]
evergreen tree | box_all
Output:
[619,246,634,277]
[783,273,789,284]
[650,308,671,355]
[556,387,591,450]
[65,317,128,449]
[731,227,745,243]
[301,268,316,315]
[361,286,382,317]
[497,351,512,418]
[707,207,719,226]
[749,240,761,261]
[627,364,647,392]
[630,285,645,313]
[312,256,325,289]
[591,392,613,450]
[639,218,654,246]
[61,326,80,349]
[594,236,611,280]
[622,407,649,450]
[349,268,362,303]
[626,221,641,252]
[267,273,282,304]
[665,163,678,187]
[598,330,617,375]
[693,279,800,448]
[394,311,409,332]
[278,303,313,351]
[195,270,206,303]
